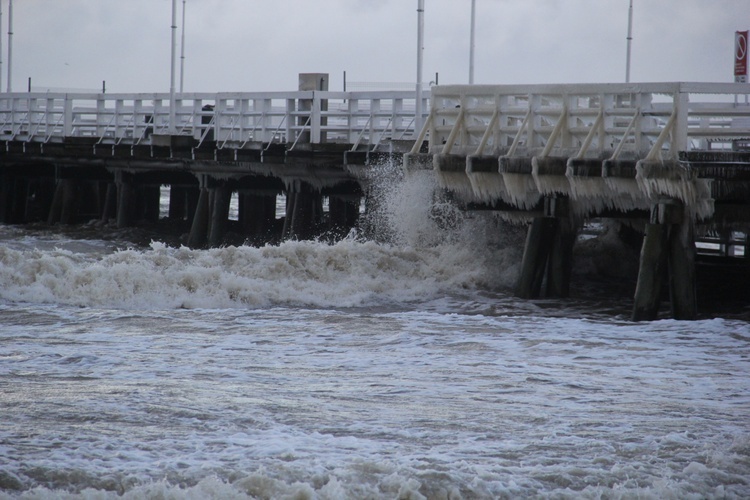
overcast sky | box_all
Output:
[6,0,749,93]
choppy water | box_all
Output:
[0,173,749,499]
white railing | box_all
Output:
[0,90,431,149]
[427,82,750,158]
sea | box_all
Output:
[0,168,749,499]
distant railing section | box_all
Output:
[0,90,431,149]
[427,82,750,158]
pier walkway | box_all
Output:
[2,81,750,320]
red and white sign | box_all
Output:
[736,31,748,83]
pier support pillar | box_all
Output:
[239,192,277,242]
[116,173,136,228]
[101,182,117,223]
[140,185,161,223]
[329,195,360,238]
[668,213,697,320]
[47,180,64,225]
[516,197,576,300]
[632,223,669,321]
[59,179,80,225]
[283,184,323,241]
[11,177,29,224]
[208,183,231,248]
[169,185,188,220]
[187,187,210,249]
[633,201,697,321]
[0,173,12,223]
[516,216,557,299]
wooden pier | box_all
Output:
[0,77,428,245]
[2,81,750,320]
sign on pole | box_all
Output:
[735,30,748,83]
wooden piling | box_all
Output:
[101,183,117,223]
[516,216,557,299]
[59,179,79,225]
[187,188,210,249]
[633,201,697,321]
[546,216,576,298]
[116,179,135,228]
[239,192,277,240]
[47,181,64,225]
[632,222,669,321]
[169,185,187,220]
[329,196,360,237]
[208,184,231,248]
[668,216,697,320]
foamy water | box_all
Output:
[1,170,749,498]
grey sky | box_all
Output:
[8,0,749,93]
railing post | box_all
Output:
[63,96,73,137]
[311,94,321,144]
[673,85,690,155]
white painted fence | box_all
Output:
[0,91,431,150]
[424,82,750,158]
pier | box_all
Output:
[405,82,750,320]
[1,80,750,320]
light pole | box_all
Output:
[7,0,13,92]
[625,0,633,83]
[169,0,177,134]
[469,0,476,84]
[0,1,3,93]
[416,0,425,132]
[180,0,186,93]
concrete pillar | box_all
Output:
[187,187,210,249]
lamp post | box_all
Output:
[180,0,186,93]
[469,0,476,84]
[0,1,3,93]
[625,0,633,83]
[169,0,177,134]
[416,0,425,132]
[7,0,13,92]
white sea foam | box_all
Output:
[0,238,520,310]
[0,165,525,311]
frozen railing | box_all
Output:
[0,90,431,149]
[427,82,750,158]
